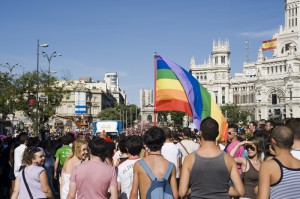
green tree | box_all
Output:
[157,111,186,128]
[14,71,71,135]
[97,107,120,120]
[97,104,140,128]
[221,104,252,126]
[0,71,18,120]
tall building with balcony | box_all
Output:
[190,0,300,120]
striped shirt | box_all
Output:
[270,158,300,199]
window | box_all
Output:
[267,67,269,74]
[222,96,225,104]
[93,107,98,115]
[276,66,278,73]
[221,56,225,64]
[197,76,199,80]
[215,57,218,64]
[271,67,274,73]
[204,75,207,80]
[67,105,72,114]
[272,94,277,105]
[280,66,282,72]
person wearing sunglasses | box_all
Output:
[230,137,263,199]
[225,124,245,174]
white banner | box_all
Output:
[75,92,86,114]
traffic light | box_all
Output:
[272,94,277,104]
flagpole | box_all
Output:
[154,52,157,126]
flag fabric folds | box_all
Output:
[155,55,228,141]
[262,38,277,51]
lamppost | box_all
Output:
[42,51,61,83]
[36,39,49,136]
[0,63,21,74]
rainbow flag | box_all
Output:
[155,55,228,140]
[262,38,277,51]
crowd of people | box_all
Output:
[0,117,300,199]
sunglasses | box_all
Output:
[228,132,236,135]
[245,145,256,151]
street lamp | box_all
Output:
[0,63,21,74]
[36,39,49,136]
[42,51,61,82]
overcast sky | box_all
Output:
[0,0,283,105]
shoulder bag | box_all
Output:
[22,168,34,199]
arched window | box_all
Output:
[147,115,152,123]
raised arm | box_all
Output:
[229,141,251,157]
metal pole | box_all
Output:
[126,110,127,129]
[130,107,132,128]
[36,39,40,136]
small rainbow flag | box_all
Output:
[155,55,228,140]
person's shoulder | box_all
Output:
[261,158,278,170]
[31,165,45,173]
[183,152,195,165]
[223,151,235,161]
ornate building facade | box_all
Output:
[139,89,154,123]
[190,0,300,120]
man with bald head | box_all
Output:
[258,126,300,199]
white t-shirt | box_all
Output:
[291,149,300,160]
[117,158,140,198]
[176,139,199,163]
[113,150,121,166]
[162,142,182,178]
[14,144,27,177]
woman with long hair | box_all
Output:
[230,137,263,199]
[60,139,88,199]
[11,146,54,199]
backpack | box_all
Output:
[138,159,174,199]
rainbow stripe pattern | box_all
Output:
[155,55,228,140]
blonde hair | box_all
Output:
[63,139,87,170]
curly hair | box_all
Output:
[22,147,43,166]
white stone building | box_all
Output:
[104,72,126,105]
[140,89,155,122]
[190,0,300,121]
